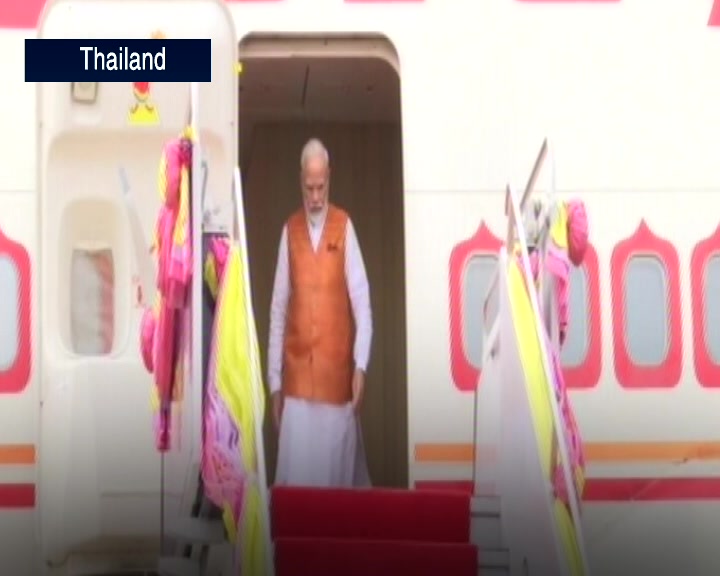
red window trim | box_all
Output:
[610,220,682,389]
[564,243,601,390]
[448,222,503,392]
[0,228,31,395]
[690,225,720,388]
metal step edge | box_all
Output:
[164,516,226,545]
[479,568,510,576]
[471,496,501,516]
[157,557,201,576]
[64,553,158,575]
[478,547,510,568]
[471,519,504,547]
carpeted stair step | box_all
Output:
[271,487,471,543]
[275,537,477,576]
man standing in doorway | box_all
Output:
[267,138,373,488]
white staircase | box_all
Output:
[471,140,591,576]
[471,496,510,576]
[157,497,230,576]
[151,84,230,576]
[157,88,272,576]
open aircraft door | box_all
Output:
[36,0,238,570]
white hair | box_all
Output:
[300,138,330,171]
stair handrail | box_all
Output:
[481,139,549,365]
[474,141,550,496]
[190,81,205,484]
[476,138,590,575]
[505,169,591,576]
[232,166,276,576]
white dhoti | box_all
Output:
[275,397,371,488]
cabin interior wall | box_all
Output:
[239,68,408,487]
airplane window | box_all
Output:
[70,248,115,355]
[0,255,20,371]
[561,265,589,369]
[703,254,720,364]
[462,254,498,368]
[623,255,669,366]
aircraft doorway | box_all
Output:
[238,35,408,488]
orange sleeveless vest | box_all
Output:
[282,204,355,404]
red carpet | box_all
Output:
[272,487,477,576]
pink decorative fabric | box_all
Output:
[565,199,589,267]
[139,307,156,372]
[519,248,570,344]
[201,236,247,525]
[138,133,194,452]
[516,249,585,507]
[548,347,586,506]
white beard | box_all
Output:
[308,208,326,227]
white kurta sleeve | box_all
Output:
[268,225,290,394]
[344,219,373,372]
